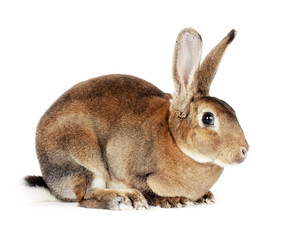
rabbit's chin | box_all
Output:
[179,147,237,168]
[212,159,239,168]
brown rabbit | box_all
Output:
[25,27,249,210]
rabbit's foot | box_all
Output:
[145,194,196,208]
[79,189,148,210]
[195,191,215,205]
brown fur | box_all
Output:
[26,28,248,210]
[197,30,237,96]
[71,175,87,201]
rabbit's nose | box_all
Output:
[240,147,248,158]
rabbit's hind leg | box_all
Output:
[38,123,110,202]
[79,188,148,210]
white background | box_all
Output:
[1,0,285,239]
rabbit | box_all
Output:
[25,27,249,210]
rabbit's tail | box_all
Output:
[24,175,48,188]
[23,175,59,202]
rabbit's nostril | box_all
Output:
[241,147,247,158]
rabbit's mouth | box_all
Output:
[214,145,249,167]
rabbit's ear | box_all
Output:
[197,29,236,96]
[172,28,202,117]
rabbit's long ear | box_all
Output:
[172,28,202,117]
[197,29,236,96]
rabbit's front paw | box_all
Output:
[145,195,195,208]
[195,191,215,205]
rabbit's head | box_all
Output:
[169,28,249,167]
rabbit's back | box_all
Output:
[38,74,170,132]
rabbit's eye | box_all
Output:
[202,112,214,126]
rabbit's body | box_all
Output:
[36,74,168,202]
[26,28,249,210]
[36,74,222,207]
